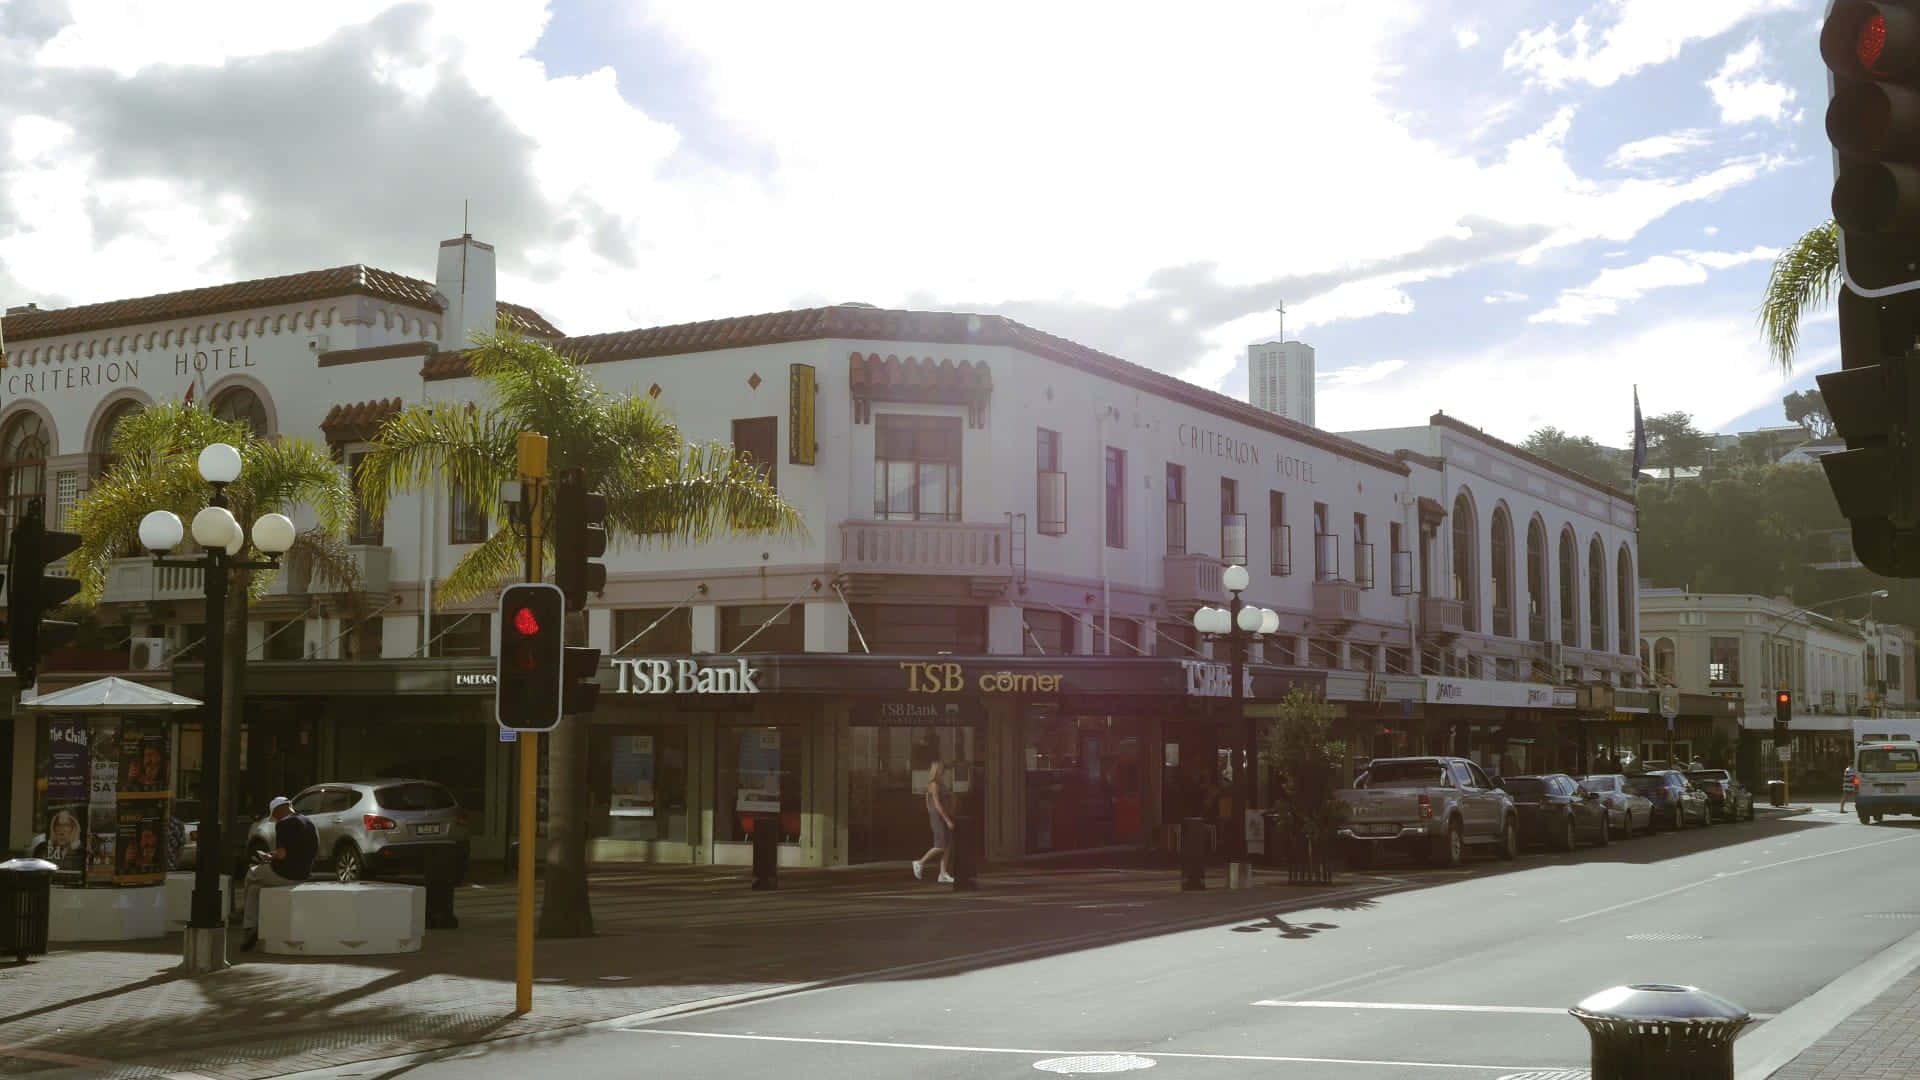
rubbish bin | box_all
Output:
[1259,811,1284,868]
[750,813,779,891]
[423,846,460,930]
[1767,780,1786,808]
[0,858,57,964]
[1179,817,1209,891]
[1569,983,1751,1080]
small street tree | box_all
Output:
[66,401,358,850]
[1258,687,1346,884]
[356,322,803,937]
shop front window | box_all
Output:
[717,725,804,844]
[589,725,689,844]
[848,719,981,864]
[1024,712,1144,853]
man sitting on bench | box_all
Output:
[240,796,319,952]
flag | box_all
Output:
[1631,385,1646,481]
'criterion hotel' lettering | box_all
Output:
[7,358,142,397]
[1175,423,1316,484]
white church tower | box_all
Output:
[1249,302,1315,426]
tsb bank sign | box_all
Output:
[616,658,761,695]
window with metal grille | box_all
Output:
[1104,447,1126,549]
[1165,464,1186,554]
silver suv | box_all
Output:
[247,779,470,883]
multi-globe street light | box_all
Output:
[137,443,297,973]
[1192,563,1279,889]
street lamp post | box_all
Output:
[1193,564,1279,890]
[137,443,297,974]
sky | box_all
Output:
[0,0,1839,446]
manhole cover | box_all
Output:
[1866,912,1920,920]
[1626,933,1703,942]
[1033,1055,1156,1074]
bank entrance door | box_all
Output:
[848,721,983,865]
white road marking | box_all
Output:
[1253,1001,1568,1015]
[1560,834,1920,924]
[622,1029,1573,1072]
[1267,965,1406,1000]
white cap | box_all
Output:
[268,796,291,813]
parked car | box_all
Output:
[1499,774,1612,850]
[1684,770,1754,823]
[1580,774,1654,837]
[1625,771,1712,830]
[246,779,471,883]
[1334,756,1519,868]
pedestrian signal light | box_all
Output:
[496,583,564,732]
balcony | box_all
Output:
[1421,595,1467,637]
[1353,541,1375,590]
[281,544,393,595]
[1314,532,1341,583]
[1313,578,1362,626]
[98,545,394,606]
[1163,553,1227,617]
[839,519,1013,598]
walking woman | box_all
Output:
[913,760,956,884]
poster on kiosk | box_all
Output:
[39,714,171,887]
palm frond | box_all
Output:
[278,528,367,614]
[1760,220,1839,374]
[609,439,808,546]
[438,525,525,605]
[358,401,519,522]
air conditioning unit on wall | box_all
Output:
[129,637,169,671]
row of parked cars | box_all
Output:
[1333,755,1756,868]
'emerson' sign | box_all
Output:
[616,658,762,695]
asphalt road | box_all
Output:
[298,807,1920,1080]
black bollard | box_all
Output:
[1180,817,1208,891]
[750,813,779,891]
[423,846,459,929]
[950,813,980,892]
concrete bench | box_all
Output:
[50,886,167,942]
[164,872,231,931]
[258,881,425,956]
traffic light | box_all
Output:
[553,467,607,612]
[562,645,601,716]
[6,498,81,688]
[1775,689,1794,739]
[1824,0,1920,294]
[1820,2,1920,575]
[495,583,564,732]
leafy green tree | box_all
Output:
[1636,411,1712,482]
[357,322,804,937]
[1760,220,1838,373]
[1258,687,1345,882]
[1783,389,1834,440]
[66,401,358,848]
[1521,427,1628,488]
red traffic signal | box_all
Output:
[1823,1,1920,290]
[1777,690,1792,706]
[496,583,565,732]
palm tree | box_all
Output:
[357,322,804,937]
[1760,219,1840,373]
[67,400,359,861]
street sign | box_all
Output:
[1658,686,1680,720]
[499,728,518,743]
[1779,745,1793,763]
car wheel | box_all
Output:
[1436,819,1464,868]
[335,842,365,883]
[1555,814,1576,853]
[1596,813,1610,847]
[1859,807,1872,825]
[1673,805,1686,831]
[1497,816,1518,860]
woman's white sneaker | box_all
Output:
[938,872,955,884]
[911,860,923,880]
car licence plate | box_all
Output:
[415,824,445,836]
[1878,784,1904,792]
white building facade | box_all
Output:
[3,234,1640,866]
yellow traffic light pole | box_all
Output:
[515,433,548,1014]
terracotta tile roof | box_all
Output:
[317,341,437,367]
[320,397,404,444]
[422,305,1409,474]
[849,352,993,397]
[2,264,559,343]
[1427,411,1635,503]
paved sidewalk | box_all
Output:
[0,861,1392,1080]
[1767,966,1920,1079]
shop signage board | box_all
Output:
[1778,746,1793,762]
[789,363,817,466]
[615,657,762,695]
[1425,677,1574,710]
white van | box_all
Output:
[1854,740,1920,824]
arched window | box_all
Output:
[1490,506,1515,637]
[1588,536,1607,652]
[1,412,48,554]
[1616,545,1635,657]
[1654,637,1676,684]
[1451,492,1478,633]
[92,399,143,477]
[212,386,268,436]
[1558,528,1579,645]
[1525,517,1548,642]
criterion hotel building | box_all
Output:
[0,235,1641,868]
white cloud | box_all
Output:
[1505,0,1802,89]
[1321,358,1407,387]
[1320,313,1802,442]
[1608,130,1712,168]
[1704,225,1720,236]
[1485,290,1528,304]
[1705,40,1795,124]
[1530,245,1779,325]
[1455,28,1480,49]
